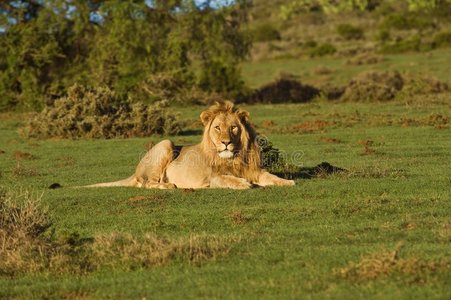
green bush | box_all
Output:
[0,1,251,111]
[382,14,436,31]
[25,84,182,139]
[433,31,451,47]
[380,35,426,53]
[336,23,364,40]
[308,43,337,57]
[376,29,391,43]
[251,24,281,42]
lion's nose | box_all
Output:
[222,140,231,146]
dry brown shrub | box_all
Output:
[341,71,449,102]
[336,244,451,284]
[25,84,182,139]
[341,71,404,102]
[400,75,449,98]
[0,189,52,276]
[131,73,223,105]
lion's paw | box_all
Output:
[234,178,252,189]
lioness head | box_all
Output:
[200,101,251,159]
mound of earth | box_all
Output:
[239,78,320,104]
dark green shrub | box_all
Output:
[302,39,318,48]
[25,84,182,139]
[382,14,435,31]
[336,23,364,40]
[198,61,246,98]
[376,29,391,43]
[308,43,337,57]
[380,35,423,53]
[433,31,451,47]
[0,1,251,112]
[251,24,281,42]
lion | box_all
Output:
[87,101,295,189]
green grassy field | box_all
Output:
[242,49,451,88]
[0,97,450,298]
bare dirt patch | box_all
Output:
[12,151,35,160]
[319,137,343,144]
[291,119,335,133]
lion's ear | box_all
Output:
[200,110,213,126]
[238,109,250,124]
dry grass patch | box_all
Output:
[336,244,451,284]
[93,233,237,269]
[0,189,239,277]
[229,210,252,225]
[12,162,39,177]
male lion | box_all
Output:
[87,101,294,189]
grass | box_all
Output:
[241,49,451,88]
[0,95,450,298]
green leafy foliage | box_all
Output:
[0,0,251,111]
[433,31,451,47]
[381,13,436,31]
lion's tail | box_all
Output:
[83,175,139,188]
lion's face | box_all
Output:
[208,113,243,159]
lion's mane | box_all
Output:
[200,101,262,183]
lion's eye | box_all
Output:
[214,126,220,131]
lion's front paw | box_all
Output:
[277,178,295,186]
[158,183,177,189]
[234,177,252,189]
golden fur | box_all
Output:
[87,101,295,189]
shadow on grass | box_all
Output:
[271,162,347,180]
